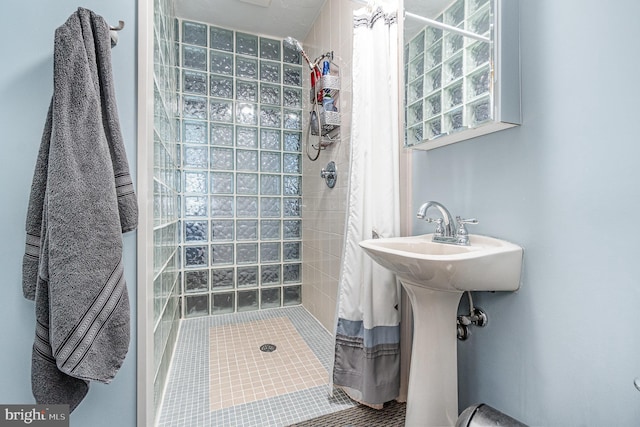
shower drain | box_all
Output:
[259,344,277,352]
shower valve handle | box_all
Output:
[320,161,337,189]
[320,168,335,179]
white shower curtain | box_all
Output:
[332,3,401,408]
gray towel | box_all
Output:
[21,7,138,412]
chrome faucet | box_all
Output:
[416,201,478,246]
[417,201,456,237]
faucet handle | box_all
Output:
[455,217,478,245]
[425,217,445,236]
[456,217,478,226]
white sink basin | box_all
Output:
[359,233,523,292]
[359,233,523,426]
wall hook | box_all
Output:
[110,20,125,31]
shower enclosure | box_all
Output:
[137,0,369,425]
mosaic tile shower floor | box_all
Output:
[157,306,356,426]
[209,317,328,411]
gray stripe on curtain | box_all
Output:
[336,318,400,348]
[333,335,400,405]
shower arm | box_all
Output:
[306,51,335,73]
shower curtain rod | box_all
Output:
[351,0,490,43]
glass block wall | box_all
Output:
[177,20,304,317]
[152,0,181,415]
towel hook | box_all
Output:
[110,20,125,31]
[109,20,125,46]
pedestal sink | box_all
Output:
[359,233,523,427]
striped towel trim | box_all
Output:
[115,173,134,198]
[25,233,41,258]
[54,261,125,371]
[34,320,56,364]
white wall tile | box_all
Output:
[301,0,357,331]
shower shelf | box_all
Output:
[320,111,339,134]
[317,74,341,141]
[319,75,340,93]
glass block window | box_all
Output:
[178,20,303,316]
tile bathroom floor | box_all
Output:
[157,306,356,426]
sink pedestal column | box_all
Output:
[401,280,463,427]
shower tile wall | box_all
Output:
[178,20,304,317]
[152,0,181,415]
[302,0,357,331]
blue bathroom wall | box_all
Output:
[0,1,137,427]
[411,0,640,425]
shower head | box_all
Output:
[284,36,304,53]
[284,36,315,70]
